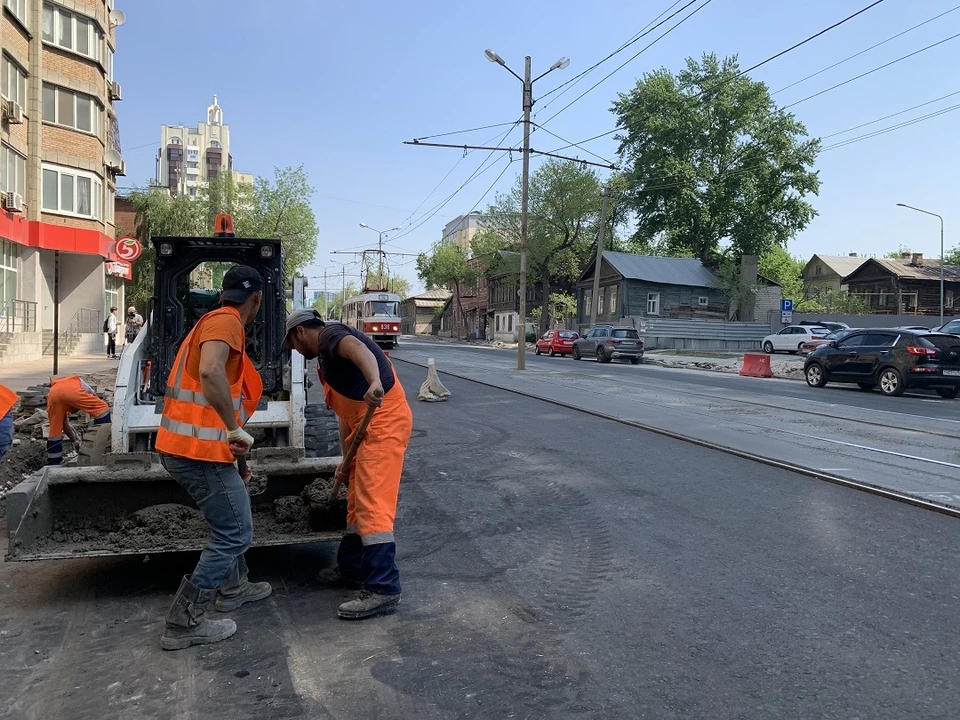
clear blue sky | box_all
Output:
[116,0,960,294]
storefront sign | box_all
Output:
[106,260,132,280]
[115,236,143,262]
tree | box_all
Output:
[360,256,412,299]
[235,165,319,279]
[613,53,820,263]
[416,241,478,338]
[946,246,960,266]
[796,289,869,314]
[885,244,913,259]
[317,282,359,322]
[485,159,602,332]
[758,245,804,301]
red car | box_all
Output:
[535,329,579,357]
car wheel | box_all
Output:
[936,387,960,399]
[805,363,827,388]
[572,346,581,361]
[535,347,541,355]
[878,368,905,396]
[597,348,611,363]
[857,383,875,391]
[549,347,557,357]
[763,341,774,354]
[629,357,641,365]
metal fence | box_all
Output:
[66,307,102,335]
[0,298,37,333]
[630,317,773,351]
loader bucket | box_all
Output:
[6,456,345,561]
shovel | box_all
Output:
[329,404,377,502]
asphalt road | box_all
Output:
[3,375,960,718]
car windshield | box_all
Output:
[824,330,851,341]
[612,329,640,339]
[940,321,960,334]
[558,331,577,338]
[919,335,960,351]
[809,327,829,335]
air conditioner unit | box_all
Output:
[109,81,122,101]
[4,100,24,124]
[4,192,24,213]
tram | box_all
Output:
[341,290,402,349]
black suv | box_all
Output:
[803,328,960,398]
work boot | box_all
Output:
[214,561,272,612]
[161,576,237,651]
[316,566,361,589]
[337,589,401,620]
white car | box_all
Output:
[762,325,831,354]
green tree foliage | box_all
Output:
[315,282,359,322]
[884,244,913,259]
[613,53,820,263]
[530,292,578,327]
[416,241,478,338]
[758,246,804,301]
[796,289,869,314]
[946,246,960,265]
[484,159,602,332]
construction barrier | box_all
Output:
[739,353,774,378]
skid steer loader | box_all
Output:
[5,222,343,561]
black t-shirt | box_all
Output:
[316,324,395,401]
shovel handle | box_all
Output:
[329,404,377,501]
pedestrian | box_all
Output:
[45,375,111,465]
[124,305,144,350]
[282,308,413,620]
[155,265,271,651]
[105,306,118,359]
[0,382,17,461]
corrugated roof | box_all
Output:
[845,257,960,282]
[410,289,453,301]
[599,252,719,287]
[806,254,868,277]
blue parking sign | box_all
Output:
[781,299,793,312]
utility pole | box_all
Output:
[323,268,328,320]
[897,203,945,326]
[517,56,532,370]
[359,223,401,291]
[590,187,610,327]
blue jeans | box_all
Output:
[160,453,253,590]
[0,411,12,460]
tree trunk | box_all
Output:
[539,263,551,334]
[454,280,468,339]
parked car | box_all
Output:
[934,318,960,336]
[800,320,850,333]
[535,329,579,357]
[804,328,960,398]
[798,328,856,356]
[762,325,831,354]
[573,326,644,364]
[894,325,931,332]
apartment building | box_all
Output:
[0,0,128,363]
[442,211,482,252]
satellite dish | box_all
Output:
[104,149,122,168]
[109,8,125,26]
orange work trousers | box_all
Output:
[47,375,110,438]
[323,372,413,544]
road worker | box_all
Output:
[282,308,413,620]
[45,375,111,465]
[155,265,271,651]
[0,383,17,461]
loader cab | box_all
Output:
[149,235,286,397]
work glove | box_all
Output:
[226,427,254,456]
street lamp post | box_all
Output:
[485,49,569,370]
[896,203,945,327]
[360,223,402,289]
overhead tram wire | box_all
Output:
[537,0,715,128]
[772,4,960,96]
[541,0,892,154]
[819,88,960,139]
[783,31,960,109]
[414,120,520,142]
[821,102,960,150]
[530,123,617,166]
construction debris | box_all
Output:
[418,357,451,402]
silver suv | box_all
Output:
[573,326,644,364]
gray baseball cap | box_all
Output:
[282,308,325,350]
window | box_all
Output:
[947,291,955,310]
[597,287,605,314]
[496,316,500,332]
[608,286,618,315]
[42,84,102,136]
[41,163,102,220]
[863,333,897,347]
[647,292,660,316]
[583,290,592,316]
[0,238,19,307]
[1,56,26,107]
[107,47,113,81]
[612,329,640,339]
[106,186,115,223]
[210,140,221,148]
[1,145,25,198]
[836,334,866,349]
[815,265,822,276]
[43,4,103,62]
[105,274,121,317]
[508,315,513,332]
[3,0,27,25]
[698,296,709,307]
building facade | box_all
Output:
[442,212,481,252]
[400,288,450,335]
[843,254,960,315]
[0,0,129,363]
[802,253,866,299]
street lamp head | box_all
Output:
[390,226,402,231]
[359,223,369,228]
[896,203,906,208]
[484,49,505,65]
[551,57,571,71]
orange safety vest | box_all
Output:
[154,307,262,463]
[0,383,17,417]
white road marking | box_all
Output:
[800,433,960,470]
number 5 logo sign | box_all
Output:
[115,237,143,262]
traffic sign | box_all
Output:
[781,311,793,325]
[781,298,793,312]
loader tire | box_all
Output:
[77,423,111,467]
[303,404,341,458]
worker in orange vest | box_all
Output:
[0,383,17,460]
[283,308,413,620]
[45,375,111,465]
[155,265,271,651]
